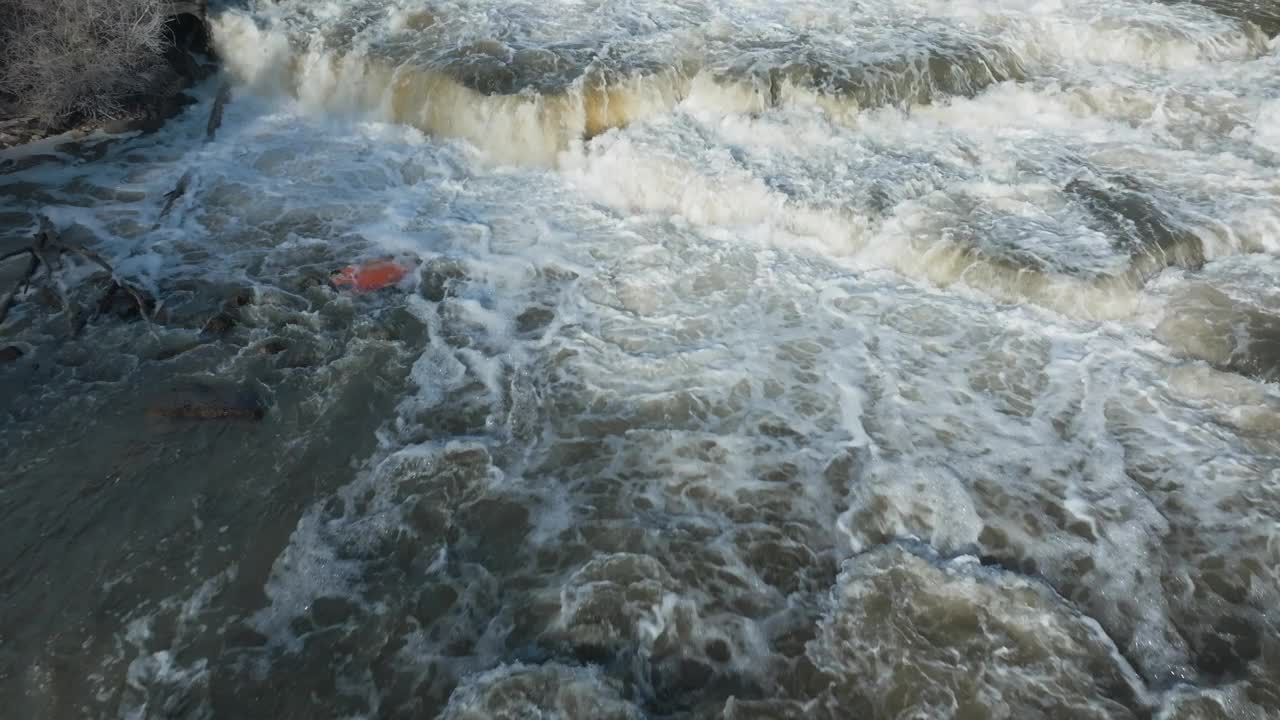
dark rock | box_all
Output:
[279,345,320,369]
[540,265,580,282]
[200,311,236,337]
[152,343,200,362]
[224,288,253,308]
[297,273,328,291]
[259,338,289,355]
[32,286,61,309]
[1162,0,1280,37]
[705,638,732,663]
[310,596,356,627]
[0,345,23,363]
[0,117,47,151]
[1065,175,1204,274]
[420,258,468,302]
[0,154,61,173]
[516,306,555,334]
[650,657,715,704]
[1224,309,1280,383]
[96,281,156,320]
[146,381,266,421]
[222,623,269,649]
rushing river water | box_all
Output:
[2,0,1279,717]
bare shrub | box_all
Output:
[0,0,169,127]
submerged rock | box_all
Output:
[441,663,643,720]
[258,338,288,355]
[1157,285,1280,384]
[808,545,1146,719]
[224,288,253,308]
[199,311,236,337]
[96,280,156,321]
[516,306,555,334]
[420,258,469,302]
[145,381,265,421]
[1164,0,1280,37]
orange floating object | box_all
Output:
[331,259,411,292]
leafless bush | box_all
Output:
[0,0,169,127]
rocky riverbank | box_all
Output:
[0,1,216,150]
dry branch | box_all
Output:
[0,0,169,127]
[62,242,155,331]
[0,218,154,334]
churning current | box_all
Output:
[1,0,1279,718]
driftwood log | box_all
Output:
[206,82,232,141]
[157,170,194,225]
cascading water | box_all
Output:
[1,0,1278,718]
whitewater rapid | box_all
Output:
[1,0,1278,718]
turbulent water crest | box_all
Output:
[1,0,1279,718]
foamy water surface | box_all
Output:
[1,0,1278,718]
